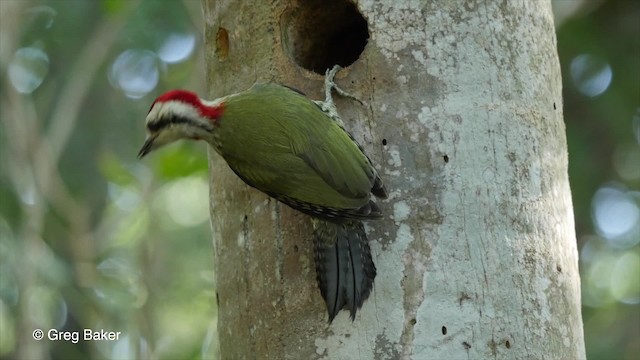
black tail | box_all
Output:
[312,220,376,322]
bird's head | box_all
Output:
[138,90,224,158]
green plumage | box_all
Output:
[141,68,386,322]
[211,82,384,321]
[212,83,382,219]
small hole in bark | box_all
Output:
[553,102,556,110]
[382,138,387,146]
[409,318,416,325]
[442,326,447,335]
[216,292,220,306]
[443,154,449,163]
[281,0,369,73]
[556,265,562,273]
[216,27,229,60]
[506,340,511,349]
[293,245,299,252]
[463,341,471,349]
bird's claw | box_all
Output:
[324,65,364,106]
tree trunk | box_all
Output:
[202,0,585,359]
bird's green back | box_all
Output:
[213,83,377,211]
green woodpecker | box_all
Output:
[138,66,387,322]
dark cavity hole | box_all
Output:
[382,138,387,146]
[443,154,449,163]
[506,340,511,349]
[281,0,369,74]
[441,326,447,335]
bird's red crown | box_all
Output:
[151,90,224,119]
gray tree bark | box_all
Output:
[202,0,585,359]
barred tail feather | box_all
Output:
[312,220,376,322]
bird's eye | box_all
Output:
[147,121,162,132]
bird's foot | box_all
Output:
[324,65,364,106]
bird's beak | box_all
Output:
[138,135,157,159]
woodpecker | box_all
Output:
[138,66,387,322]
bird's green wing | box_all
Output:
[290,118,375,201]
[221,82,377,207]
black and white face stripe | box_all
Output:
[146,100,215,134]
[146,114,214,133]
[139,99,219,158]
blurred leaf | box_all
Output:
[99,151,137,186]
[154,143,208,180]
[101,0,127,16]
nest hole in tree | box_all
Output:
[216,27,229,60]
[281,0,369,74]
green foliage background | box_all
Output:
[0,0,637,359]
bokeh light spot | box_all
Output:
[157,32,196,64]
[613,145,640,181]
[109,49,160,99]
[610,252,640,305]
[583,251,616,307]
[592,186,640,246]
[158,177,209,227]
[8,47,49,94]
[108,183,142,212]
[27,287,67,329]
[569,54,612,97]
